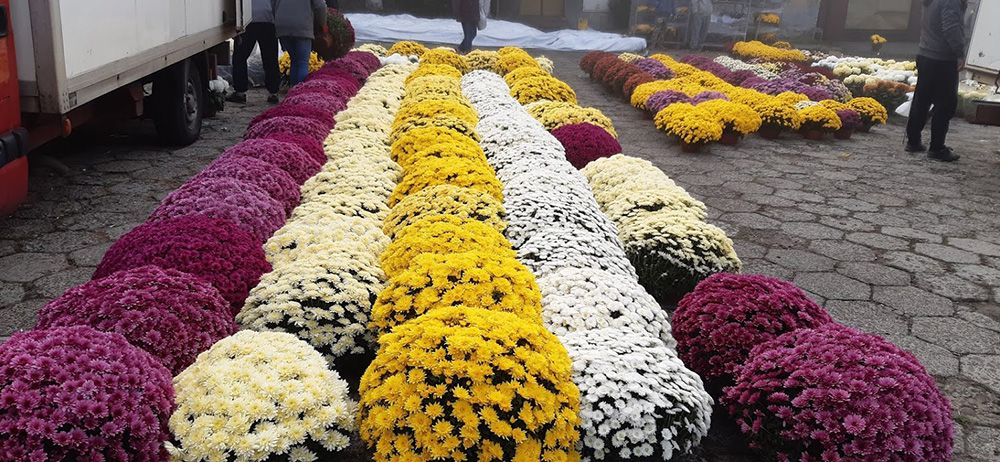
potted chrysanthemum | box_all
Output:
[654,103,723,153]
[797,104,842,140]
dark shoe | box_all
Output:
[904,141,927,153]
[928,146,960,162]
[226,92,247,104]
[267,94,279,104]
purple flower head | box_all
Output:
[341,50,381,73]
[220,138,322,183]
[801,85,835,102]
[634,58,674,80]
[244,115,330,142]
[679,55,712,66]
[326,56,370,83]
[551,123,622,169]
[824,79,853,102]
[0,326,173,461]
[95,216,271,312]
[691,91,730,104]
[37,265,237,374]
[258,132,327,166]
[647,90,692,113]
[727,69,757,86]
[195,155,301,214]
[282,92,348,117]
[250,103,334,128]
[289,76,360,100]
[835,109,863,131]
[148,177,287,243]
[724,324,953,461]
[673,273,832,386]
[740,76,770,88]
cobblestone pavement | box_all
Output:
[1,53,999,461]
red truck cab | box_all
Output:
[0,0,28,215]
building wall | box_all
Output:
[780,0,823,40]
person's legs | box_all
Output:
[929,60,959,151]
[259,23,281,99]
[699,14,710,50]
[280,37,312,86]
[459,21,477,53]
[906,56,935,149]
[229,24,259,101]
[688,14,708,50]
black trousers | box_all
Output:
[460,20,478,52]
[906,55,959,150]
[232,22,280,94]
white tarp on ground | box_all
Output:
[346,13,646,52]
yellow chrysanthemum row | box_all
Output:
[731,40,808,62]
[503,60,617,140]
[360,51,581,462]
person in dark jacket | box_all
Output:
[453,0,479,53]
[904,0,967,162]
[326,0,339,8]
[274,0,328,86]
[229,0,281,104]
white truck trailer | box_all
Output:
[0,0,252,213]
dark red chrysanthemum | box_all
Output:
[673,273,831,385]
[220,138,322,183]
[591,55,622,82]
[256,132,327,166]
[195,155,301,214]
[37,265,237,374]
[95,216,271,312]
[624,72,656,98]
[147,177,286,243]
[725,324,953,462]
[281,92,348,117]
[551,122,622,169]
[0,326,174,461]
[580,51,615,74]
[244,115,330,142]
[249,102,335,128]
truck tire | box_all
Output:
[153,59,203,146]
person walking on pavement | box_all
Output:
[453,0,479,53]
[904,0,967,162]
[688,0,712,51]
[274,0,328,86]
[229,0,281,104]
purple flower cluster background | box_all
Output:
[0,52,374,460]
[551,122,622,169]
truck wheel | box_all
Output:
[153,59,203,146]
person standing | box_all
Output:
[274,0,328,86]
[229,0,281,104]
[326,0,339,8]
[453,0,479,53]
[688,0,712,51]
[905,0,967,162]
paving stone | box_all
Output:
[825,301,908,336]
[881,226,943,243]
[761,209,816,222]
[0,240,17,257]
[916,274,991,302]
[68,243,112,267]
[852,211,911,227]
[881,251,948,274]
[93,159,152,173]
[949,238,1000,257]
[939,378,1000,428]
[809,240,877,262]
[775,189,824,203]
[828,197,879,212]
[21,230,104,253]
[793,272,871,300]
[781,222,844,240]
[720,212,781,230]
[818,216,875,232]
[707,198,759,213]
[872,286,955,316]
[915,243,982,264]
[887,334,960,376]
[837,262,909,286]
[966,426,1000,460]
[958,311,1000,333]
[954,265,1000,287]
[0,298,45,336]
[912,317,999,354]
[0,282,25,307]
[796,203,851,217]
[954,422,966,455]
[0,253,69,283]
[962,355,1000,395]
[845,232,910,250]
[743,259,795,280]
[33,267,97,298]
[765,249,835,271]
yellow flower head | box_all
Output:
[498,51,541,75]
[395,139,486,172]
[654,103,724,145]
[403,75,464,102]
[511,76,578,105]
[618,52,644,63]
[755,99,804,130]
[847,97,889,124]
[389,157,502,206]
[420,48,470,74]
[525,101,618,138]
[380,215,515,277]
[630,80,682,110]
[395,99,479,129]
[732,40,807,62]
[388,41,429,57]
[279,51,324,77]
[391,126,476,163]
[697,100,763,135]
[371,251,542,333]
[358,307,580,462]
[390,113,480,145]
[406,64,463,85]
[466,50,500,72]
[383,185,507,239]
[775,91,809,105]
[504,66,552,88]
[818,99,849,111]
[798,104,843,131]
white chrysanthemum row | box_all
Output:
[462,69,713,462]
[238,62,416,367]
[712,55,779,79]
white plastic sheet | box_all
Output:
[346,13,647,52]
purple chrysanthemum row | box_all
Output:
[0,52,377,461]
